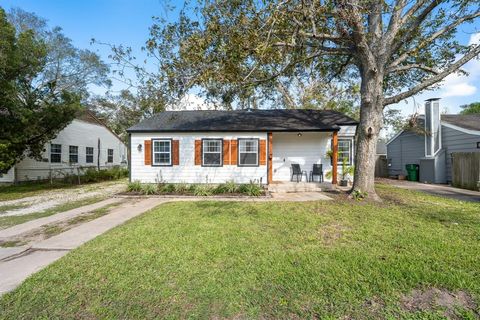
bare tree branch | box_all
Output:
[384,45,480,105]
[387,63,439,74]
[389,10,480,69]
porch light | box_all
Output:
[297,132,302,137]
[137,144,142,152]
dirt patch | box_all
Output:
[0,201,122,248]
[401,288,478,319]
[0,181,125,217]
[317,222,348,245]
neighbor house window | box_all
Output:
[50,144,62,163]
[338,139,353,164]
[238,139,258,166]
[86,147,94,163]
[69,145,78,163]
[107,149,114,163]
[152,140,171,165]
[202,139,222,166]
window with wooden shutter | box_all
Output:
[230,140,238,165]
[194,140,202,165]
[172,140,180,165]
[238,139,259,166]
[144,140,151,165]
[259,139,267,165]
[223,140,230,165]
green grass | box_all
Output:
[0,196,105,229]
[0,184,479,319]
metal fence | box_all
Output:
[452,152,480,191]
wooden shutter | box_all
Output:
[223,140,231,165]
[259,139,267,165]
[172,140,179,165]
[144,140,151,165]
[230,140,238,165]
[194,140,202,165]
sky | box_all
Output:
[2,0,480,116]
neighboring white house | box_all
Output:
[0,110,127,184]
[127,109,358,185]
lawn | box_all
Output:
[0,184,479,319]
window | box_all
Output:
[338,139,353,164]
[50,144,62,163]
[86,147,94,163]
[152,140,171,165]
[202,139,222,166]
[69,145,78,163]
[238,139,259,166]
[107,149,114,163]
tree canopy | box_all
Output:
[459,101,480,114]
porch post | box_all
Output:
[267,132,273,184]
[332,131,338,185]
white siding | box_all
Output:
[131,132,268,184]
[14,119,127,182]
[0,168,15,183]
[272,132,337,182]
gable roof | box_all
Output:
[76,109,125,144]
[441,114,480,131]
[127,109,358,133]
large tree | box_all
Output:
[0,7,110,172]
[7,8,111,99]
[136,0,480,199]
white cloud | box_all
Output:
[167,93,214,111]
[441,81,477,97]
[468,33,480,46]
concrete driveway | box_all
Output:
[379,179,480,203]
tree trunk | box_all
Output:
[352,70,384,200]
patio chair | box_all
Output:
[309,164,324,182]
[291,164,308,182]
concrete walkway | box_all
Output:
[380,179,480,202]
[0,198,123,239]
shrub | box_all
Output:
[193,184,214,196]
[224,180,238,193]
[158,183,175,194]
[141,184,157,195]
[174,183,189,194]
[80,167,128,183]
[127,181,142,192]
[238,182,263,196]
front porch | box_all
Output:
[267,130,347,186]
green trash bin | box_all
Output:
[405,164,419,181]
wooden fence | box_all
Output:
[452,152,480,191]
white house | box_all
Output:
[127,109,357,185]
[0,110,127,183]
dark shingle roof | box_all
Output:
[441,114,480,131]
[127,109,358,133]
